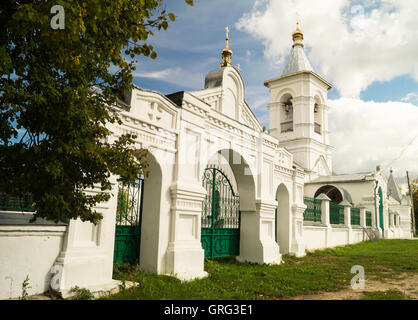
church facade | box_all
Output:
[0,24,414,299]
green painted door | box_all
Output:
[113,177,144,266]
[378,187,384,233]
[201,167,240,259]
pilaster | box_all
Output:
[238,199,281,264]
[53,175,120,298]
[316,193,331,247]
[290,203,306,257]
[165,182,208,281]
[341,200,352,244]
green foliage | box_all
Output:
[0,0,193,224]
[69,286,94,300]
[20,275,31,300]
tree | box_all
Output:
[0,0,193,224]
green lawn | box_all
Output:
[359,290,410,300]
[101,239,417,300]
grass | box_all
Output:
[101,239,417,300]
[359,290,410,300]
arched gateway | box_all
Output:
[201,166,240,258]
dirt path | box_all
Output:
[288,272,418,300]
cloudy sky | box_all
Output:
[132,0,418,186]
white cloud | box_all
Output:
[328,98,418,179]
[401,92,418,104]
[236,0,418,97]
[133,66,205,90]
[134,67,181,80]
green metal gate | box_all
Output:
[201,167,240,259]
[113,176,144,266]
[378,187,384,233]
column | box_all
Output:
[340,200,352,244]
[165,182,208,281]
[358,205,367,228]
[316,193,331,247]
[53,175,120,298]
[290,203,306,257]
[238,199,281,264]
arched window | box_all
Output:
[280,94,293,133]
[314,97,322,135]
[314,185,343,204]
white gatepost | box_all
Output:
[53,175,120,298]
[290,203,306,257]
[238,199,281,264]
[340,200,352,244]
[258,199,282,264]
[316,193,331,247]
[165,182,208,281]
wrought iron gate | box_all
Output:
[201,167,240,259]
[113,176,144,266]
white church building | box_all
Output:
[0,23,414,299]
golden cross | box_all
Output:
[225,26,229,40]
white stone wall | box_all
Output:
[303,225,365,251]
[0,212,67,299]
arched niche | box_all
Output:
[275,183,291,254]
[279,93,294,133]
[314,95,323,135]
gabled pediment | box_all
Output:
[312,155,332,176]
[125,86,180,132]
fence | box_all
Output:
[366,211,372,227]
[303,197,322,222]
[0,193,35,212]
[351,207,361,226]
[330,202,345,224]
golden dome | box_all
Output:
[221,26,233,67]
[292,22,304,47]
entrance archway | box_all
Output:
[201,166,240,258]
[113,175,144,266]
[112,151,163,271]
[201,149,256,260]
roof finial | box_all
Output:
[221,26,233,67]
[292,12,304,47]
[390,167,393,174]
[225,26,229,48]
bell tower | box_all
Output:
[265,21,334,178]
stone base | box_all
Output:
[290,241,306,257]
[237,239,281,265]
[59,279,138,299]
[165,242,208,281]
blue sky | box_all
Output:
[131,0,418,183]
[133,1,418,105]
